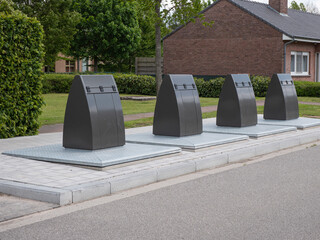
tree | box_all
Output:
[70,0,141,72]
[290,1,307,11]
[138,0,213,93]
[11,0,81,70]
[0,0,15,14]
[290,0,320,13]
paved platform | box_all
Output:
[126,132,248,150]
[1,118,320,206]
[3,143,180,167]
[203,119,297,138]
[257,115,320,129]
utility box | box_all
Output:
[153,74,202,137]
[63,75,125,150]
[217,74,257,127]
[264,74,299,120]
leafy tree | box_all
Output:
[290,1,307,11]
[0,0,15,14]
[202,0,215,8]
[138,0,213,93]
[12,0,81,70]
[70,0,141,72]
[290,1,319,13]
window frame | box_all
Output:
[65,60,75,73]
[290,51,309,76]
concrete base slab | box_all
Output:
[3,143,181,168]
[126,132,248,150]
[203,120,297,138]
[258,115,320,129]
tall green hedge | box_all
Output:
[0,11,44,138]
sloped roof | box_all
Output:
[164,0,320,41]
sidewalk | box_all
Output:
[1,118,320,208]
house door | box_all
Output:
[316,53,320,82]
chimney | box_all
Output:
[269,0,288,14]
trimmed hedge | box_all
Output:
[42,73,320,98]
[113,73,156,96]
[195,75,270,98]
[0,11,44,138]
[294,81,320,97]
[42,73,157,95]
[42,74,74,93]
[194,77,225,98]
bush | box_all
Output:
[195,77,225,98]
[42,74,74,93]
[113,73,156,96]
[42,73,157,95]
[0,11,44,138]
[42,73,320,99]
[195,75,270,98]
[250,75,271,97]
[294,81,320,97]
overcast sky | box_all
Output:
[250,0,320,10]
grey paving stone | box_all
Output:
[109,169,157,194]
[0,194,57,222]
[1,120,320,206]
[0,180,72,205]
[157,161,196,181]
[65,179,111,203]
[194,153,229,171]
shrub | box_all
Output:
[195,76,271,98]
[42,74,74,93]
[250,75,271,97]
[195,77,225,98]
[294,81,320,97]
[113,73,156,96]
[42,73,157,95]
[42,73,320,99]
[0,11,44,138]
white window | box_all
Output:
[291,51,309,76]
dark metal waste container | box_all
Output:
[217,74,257,127]
[264,74,299,120]
[153,74,202,137]
[63,75,125,150]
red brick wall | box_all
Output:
[269,0,288,14]
[164,0,284,77]
[286,42,316,82]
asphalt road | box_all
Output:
[1,145,320,240]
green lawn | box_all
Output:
[39,94,320,128]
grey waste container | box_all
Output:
[264,74,299,120]
[63,75,125,150]
[153,74,202,137]
[217,74,257,127]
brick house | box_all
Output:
[163,0,320,82]
[53,54,94,73]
